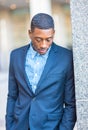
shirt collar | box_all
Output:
[29,43,37,59]
[29,42,51,59]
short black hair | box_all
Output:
[31,13,54,31]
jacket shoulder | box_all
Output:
[10,44,29,56]
[53,43,72,56]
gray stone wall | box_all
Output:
[70,0,88,130]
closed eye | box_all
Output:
[35,38,42,42]
[46,38,53,42]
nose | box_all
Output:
[40,40,47,48]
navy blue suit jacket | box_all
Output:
[6,43,76,130]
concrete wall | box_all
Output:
[70,0,88,129]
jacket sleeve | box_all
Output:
[5,51,19,130]
[59,53,76,130]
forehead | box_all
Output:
[32,28,54,37]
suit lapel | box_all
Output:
[20,44,34,96]
[36,43,58,94]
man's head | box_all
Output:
[30,13,54,31]
[28,13,55,55]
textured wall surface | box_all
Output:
[70,0,88,130]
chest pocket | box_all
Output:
[46,72,65,81]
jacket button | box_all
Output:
[33,97,36,101]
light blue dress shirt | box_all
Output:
[25,43,51,93]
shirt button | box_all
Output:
[37,62,39,65]
[35,73,37,77]
[33,85,36,89]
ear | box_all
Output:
[53,29,55,34]
[28,29,32,38]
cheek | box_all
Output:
[48,42,53,47]
[32,41,39,49]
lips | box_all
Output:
[38,49,47,54]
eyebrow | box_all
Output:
[35,36,53,40]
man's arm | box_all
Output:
[6,52,18,130]
[59,53,76,130]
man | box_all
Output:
[6,13,76,130]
